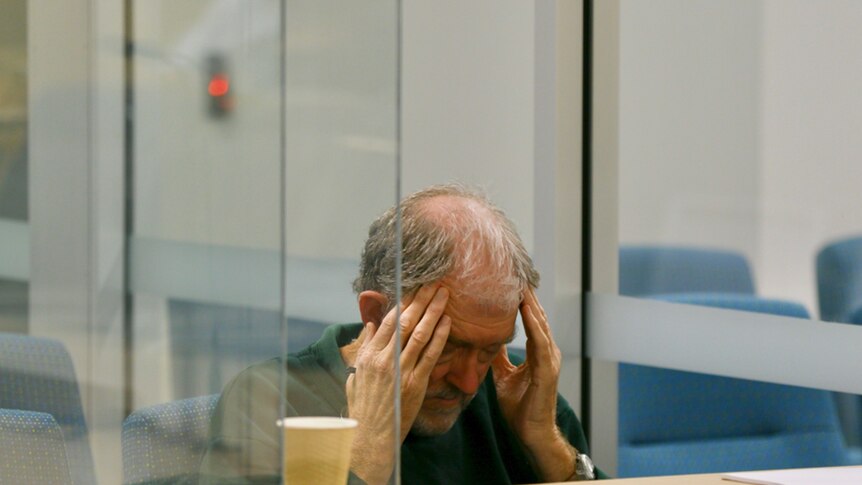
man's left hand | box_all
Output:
[491,289,579,481]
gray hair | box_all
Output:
[353,184,539,312]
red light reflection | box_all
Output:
[208,75,230,97]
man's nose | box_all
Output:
[445,350,482,395]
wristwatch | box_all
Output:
[574,452,596,480]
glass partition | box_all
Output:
[129,0,287,403]
[616,0,862,345]
[396,2,587,482]
[129,0,400,483]
[12,0,401,483]
[5,1,588,483]
[590,0,862,477]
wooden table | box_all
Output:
[546,465,862,484]
[596,472,722,484]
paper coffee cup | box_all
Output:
[278,416,358,485]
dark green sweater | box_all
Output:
[198,324,603,484]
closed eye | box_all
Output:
[479,345,503,362]
[436,342,458,363]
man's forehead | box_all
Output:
[444,310,518,347]
[440,278,520,312]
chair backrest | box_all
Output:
[618,294,848,477]
[619,245,755,297]
[816,236,862,322]
[0,333,95,485]
[838,305,862,453]
[818,239,862,457]
[0,408,73,485]
[122,394,220,485]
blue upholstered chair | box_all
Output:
[848,305,862,326]
[816,236,862,323]
[618,294,849,477]
[0,333,95,485]
[0,408,73,485]
[816,236,862,460]
[836,305,862,462]
[619,245,755,297]
[122,394,219,485]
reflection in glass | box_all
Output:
[0,0,28,335]
[127,0,286,483]
[9,0,594,482]
[126,0,403,482]
[0,334,94,485]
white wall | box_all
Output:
[134,0,283,252]
[402,0,535,251]
[283,0,398,260]
[618,0,862,315]
[618,0,762,261]
[134,0,398,259]
[759,0,862,312]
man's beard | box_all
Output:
[410,384,476,436]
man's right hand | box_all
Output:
[346,284,451,485]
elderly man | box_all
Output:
[199,184,602,484]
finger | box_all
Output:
[412,314,452,376]
[366,285,428,350]
[397,285,447,348]
[364,320,377,340]
[521,299,562,386]
[521,303,552,363]
[345,373,356,405]
[524,289,550,337]
[523,290,552,342]
[399,287,450,364]
[520,300,544,343]
[531,288,548,320]
[366,303,399,352]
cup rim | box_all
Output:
[277,416,358,429]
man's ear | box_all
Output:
[358,291,389,325]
